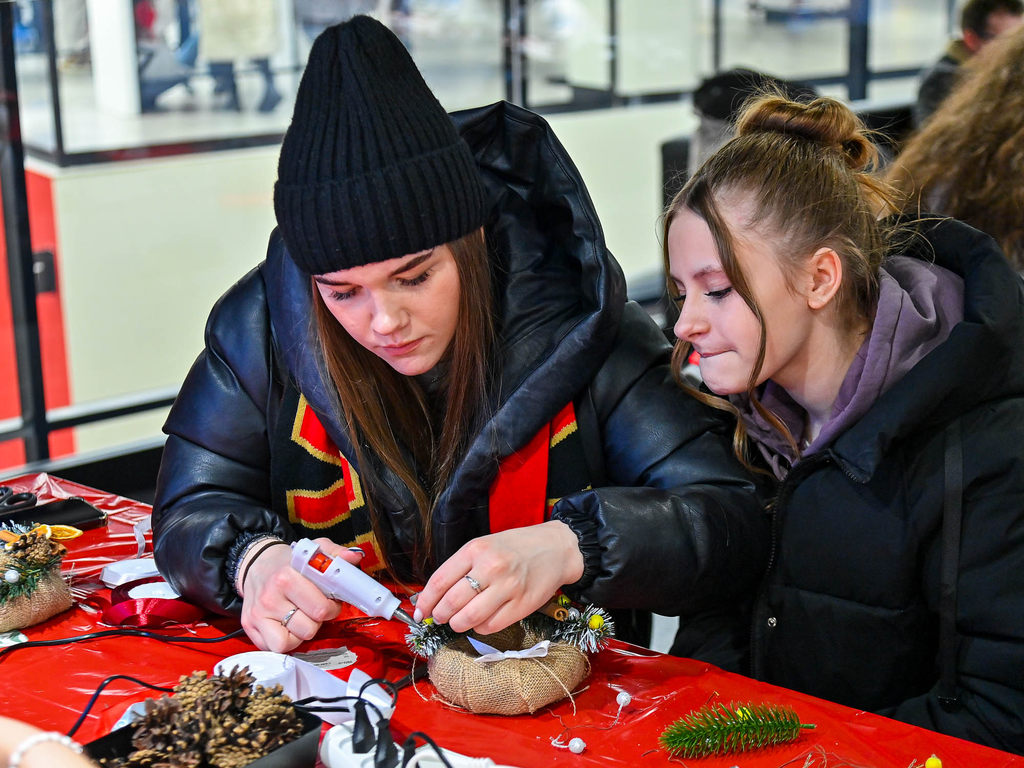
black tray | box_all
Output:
[84,708,322,768]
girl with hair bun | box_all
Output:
[664,93,1024,752]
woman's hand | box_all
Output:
[413,521,584,635]
[239,537,364,653]
[0,717,97,768]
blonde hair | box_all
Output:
[663,93,898,470]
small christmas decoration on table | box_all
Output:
[407,596,614,715]
[660,702,816,758]
[96,667,307,768]
[0,522,81,632]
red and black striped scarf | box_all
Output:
[270,385,591,573]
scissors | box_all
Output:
[0,486,37,515]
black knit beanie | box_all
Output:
[274,16,488,275]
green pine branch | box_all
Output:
[660,702,815,758]
[0,555,63,604]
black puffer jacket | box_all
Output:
[751,219,1024,753]
[152,102,768,631]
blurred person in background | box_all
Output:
[914,0,1022,126]
[54,0,89,70]
[294,0,378,42]
[197,0,281,111]
[891,25,1024,271]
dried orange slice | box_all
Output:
[30,524,83,540]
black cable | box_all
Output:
[66,675,174,739]
[403,732,455,768]
[0,627,246,661]
[294,696,384,721]
[360,677,399,704]
[392,664,429,691]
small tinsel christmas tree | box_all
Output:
[100,667,305,768]
[552,605,614,654]
[405,601,615,659]
[660,702,815,758]
[406,617,461,658]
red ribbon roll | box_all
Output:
[102,576,206,628]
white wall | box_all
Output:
[47,147,281,451]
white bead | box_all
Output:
[615,691,631,708]
[568,738,586,754]
[4,569,20,584]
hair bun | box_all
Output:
[736,94,876,171]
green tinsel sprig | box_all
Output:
[660,702,815,758]
[405,601,616,658]
[406,619,461,658]
[551,604,615,654]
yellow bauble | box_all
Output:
[588,614,604,630]
[926,755,942,768]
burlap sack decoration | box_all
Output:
[0,563,73,633]
[427,624,590,715]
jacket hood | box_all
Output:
[261,101,625,545]
[737,252,967,479]
[784,218,1024,481]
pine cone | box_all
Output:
[173,671,216,712]
[208,744,262,768]
[123,748,165,767]
[131,696,182,753]
[244,684,302,751]
[9,531,63,565]
[167,709,206,760]
[209,666,254,716]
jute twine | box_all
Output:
[428,623,590,715]
[0,562,73,633]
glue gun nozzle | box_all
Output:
[392,607,419,628]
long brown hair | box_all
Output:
[312,227,495,575]
[663,93,897,470]
[887,26,1024,268]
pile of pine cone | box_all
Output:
[100,667,304,768]
[4,529,66,563]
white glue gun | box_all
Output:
[290,538,418,627]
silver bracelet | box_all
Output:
[8,731,84,768]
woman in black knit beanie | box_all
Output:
[152,16,768,658]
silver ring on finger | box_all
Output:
[281,607,298,628]
[464,574,483,593]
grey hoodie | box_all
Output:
[732,256,965,480]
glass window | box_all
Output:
[0,0,952,470]
[722,1,848,84]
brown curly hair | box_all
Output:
[888,25,1024,269]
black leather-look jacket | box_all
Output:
[152,102,768,629]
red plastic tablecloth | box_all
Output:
[2,473,1022,768]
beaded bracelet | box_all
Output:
[8,732,84,768]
